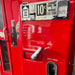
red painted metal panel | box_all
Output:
[0,0,75,75]
[0,0,14,75]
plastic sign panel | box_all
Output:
[20,0,69,21]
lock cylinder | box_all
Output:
[47,62,57,75]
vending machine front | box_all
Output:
[1,0,75,75]
[20,0,75,75]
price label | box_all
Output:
[37,3,46,16]
[21,0,69,21]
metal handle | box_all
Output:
[31,47,42,60]
[0,28,6,39]
[3,28,6,40]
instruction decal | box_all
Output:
[20,0,69,21]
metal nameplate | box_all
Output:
[20,0,69,21]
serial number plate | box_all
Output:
[21,0,69,21]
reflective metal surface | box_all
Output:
[0,1,4,29]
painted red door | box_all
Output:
[1,0,24,75]
[0,1,12,75]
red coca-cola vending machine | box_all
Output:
[0,0,75,75]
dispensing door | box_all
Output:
[1,0,23,75]
[0,0,13,75]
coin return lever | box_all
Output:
[31,47,42,60]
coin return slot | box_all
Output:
[23,52,42,61]
[47,62,57,75]
[24,52,33,59]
